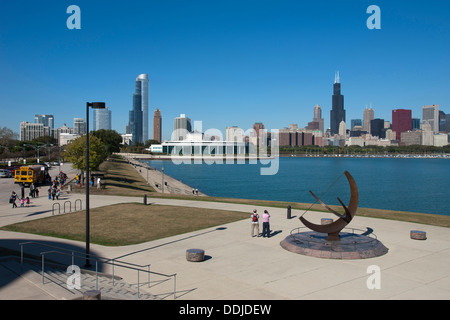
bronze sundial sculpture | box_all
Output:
[281,171,388,259]
[299,170,359,241]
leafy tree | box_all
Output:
[64,135,107,171]
[91,129,123,155]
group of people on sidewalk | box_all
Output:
[250,209,271,238]
[9,191,31,208]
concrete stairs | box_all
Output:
[0,256,160,300]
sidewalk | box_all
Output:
[0,190,449,300]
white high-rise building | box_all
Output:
[20,121,50,141]
[339,120,346,137]
[421,121,434,145]
[422,104,439,134]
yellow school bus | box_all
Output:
[14,165,48,187]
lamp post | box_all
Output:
[161,167,164,193]
[85,102,106,268]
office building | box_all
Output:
[339,121,346,137]
[34,114,54,136]
[93,107,112,131]
[370,118,386,139]
[54,124,74,142]
[422,104,439,133]
[330,72,345,135]
[412,118,421,131]
[73,118,86,135]
[421,121,434,145]
[439,111,446,132]
[392,109,412,142]
[153,108,162,143]
[20,121,51,141]
[173,114,192,141]
[312,104,324,133]
[363,107,374,134]
[351,119,362,130]
[401,130,422,146]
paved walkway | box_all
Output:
[0,187,449,300]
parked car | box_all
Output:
[0,169,12,178]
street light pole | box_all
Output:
[85,101,106,268]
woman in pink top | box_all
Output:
[262,210,270,238]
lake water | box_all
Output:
[143,157,450,216]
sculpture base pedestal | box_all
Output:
[280,230,388,260]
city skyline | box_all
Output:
[1,1,449,141]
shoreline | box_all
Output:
[119,153,450,226]
[123,154,207,196]
[119,152,449,160]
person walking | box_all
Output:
[262,210,271,238]
[250,209,260,237]
[10,191,17,208]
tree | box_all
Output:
[92,129,123,155]
[0,126,18,147]
[64,135,107,171]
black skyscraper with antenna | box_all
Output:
[330,71,345,135]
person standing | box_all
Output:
[250,209,260,237]
[262,210,271,238]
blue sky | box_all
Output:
[1,0,449,141]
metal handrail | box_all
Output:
[20,241,177,299]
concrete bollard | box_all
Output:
[82,290,101,300]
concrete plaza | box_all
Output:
[0,163,449,300]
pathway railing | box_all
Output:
[19,241,177,299]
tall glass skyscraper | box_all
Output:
[129,88,143,144]
[128,74,148,144]
[34,114,54,136]
[330,72,345,135]
[136,74,149,142]
[93,107,112,131]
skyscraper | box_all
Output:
[422,104,439,133]
[330,72,345,135]
[129,88,143,144]
[363,106,374,134]
[173,114,191,141]
[370,118,386,139]
[93,107,112,131]
[392,109,412,142]
[153,108,162,143]
[313,104,324,133]
[34,114,54,136]
[126,74,149,144]
[135,74,149,142]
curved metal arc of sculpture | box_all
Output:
[299,171,359,241]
